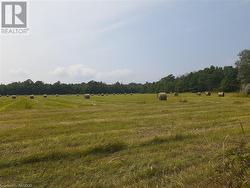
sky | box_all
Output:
[0,0,250,84]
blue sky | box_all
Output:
[1,0,250,84]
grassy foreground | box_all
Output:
[0,93,249,187]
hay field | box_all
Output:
[0,93,249,187]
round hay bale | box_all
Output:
[30,95,34,99]
[12,95,17,99]
[43,94,47,98]
[84,94,90,99]
[244,84,250,95]
[158,92,167,100]
[218,92,225,97]
[174,92,179,96]
[205,91,211,96]
[197,92,201,96]
[101,93,104,96]
[56,94,59,97]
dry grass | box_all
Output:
[0,93,249,187]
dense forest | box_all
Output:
[0,50,249,95]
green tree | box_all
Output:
[235,49,250,85]
[220,66,239,92]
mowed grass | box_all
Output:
[0,93,249,187]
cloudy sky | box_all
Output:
[1,0,250,84]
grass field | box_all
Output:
[0,93,249,187]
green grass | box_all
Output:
[0,93,249,187]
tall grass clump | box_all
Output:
[212,125,250,187]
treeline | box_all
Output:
[0,49,249,95]
[0,66,239,95]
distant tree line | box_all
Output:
[0,66,240,95]
[0,49,249,95]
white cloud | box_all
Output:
[51,64,96,79]
[50,64,133,83]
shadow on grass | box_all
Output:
[232,100,245,104]
[140,133,193,146]
[86,142,127,155]
[0,142,127,169]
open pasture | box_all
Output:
[0,93,249,187]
